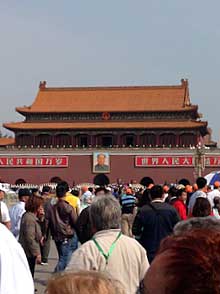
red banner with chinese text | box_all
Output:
[204,156,220,167]
[135,155,194,167]
[0,156,68,167]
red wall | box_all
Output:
[0,153,217,185]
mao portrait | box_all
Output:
[93,152,110,173]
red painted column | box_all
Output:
[117,133,122,146]
[136,133,140,146]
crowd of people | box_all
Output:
[1,176,220,293]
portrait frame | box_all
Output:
[93,152,110,173]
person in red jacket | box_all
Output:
[173,188,187,220]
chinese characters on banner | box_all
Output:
[0,156,68,167]
[204,156,220,167]
[135,156,194,167]
[135,155,220,167]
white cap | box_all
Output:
[0,184,8,193]
[83,191,92,197]
[176,184,185,190]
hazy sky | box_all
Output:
[0,0,220,141]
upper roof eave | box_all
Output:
[40,84,184,91]
[15,105,198,114]
[16,107,29,115]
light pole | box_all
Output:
[191,143,206,178]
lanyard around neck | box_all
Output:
[92,231,122,265]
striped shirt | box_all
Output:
[120,194,136,214]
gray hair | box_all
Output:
[174,216,220,236]
[89,195,121,232]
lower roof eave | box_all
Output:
[3,120,208,132]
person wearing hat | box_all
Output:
[9,188,31,239]
[0,185,11,230]
[207,181,220,208]
[80,186,93,211]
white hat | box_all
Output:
[0,184,8,193]
[176,184,185,190]
[83,191,92,197]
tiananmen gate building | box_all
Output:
[0,79,219,185]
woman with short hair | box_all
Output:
[19,195,43,277]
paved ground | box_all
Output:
[34,241,58,293]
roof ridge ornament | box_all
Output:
[181,78,191,107]
[39,81,47,90]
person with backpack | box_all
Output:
[132,185,180,263]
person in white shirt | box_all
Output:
[0,187,11,229]
[188,177,207,215]
[207,181,220,208]
[10,188,31,239]
[212,196,220,219]
[80,186,93,211]
[67,195,149,294]
[0,222,34,294]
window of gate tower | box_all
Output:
[125,135,134,147]
[79,136,88,147]
[102,136,113,147]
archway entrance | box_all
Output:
[50,176,62,184]
[15,178,26,185]
[140,177,154,187]
[93,174,110,186]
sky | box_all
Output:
[0,0,220,142]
